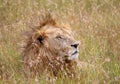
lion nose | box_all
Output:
[71,42,79,48]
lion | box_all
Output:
[22,13,79,79]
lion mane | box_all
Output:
[22,13,78,78]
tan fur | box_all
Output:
[22,13,79,78]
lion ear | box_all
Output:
[37,35,43,44]
[32,32,47,44]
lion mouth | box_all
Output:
[67,51,79,60]
[72,51,78,55]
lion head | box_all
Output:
[23,13,79,78]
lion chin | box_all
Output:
[22,13,79,79]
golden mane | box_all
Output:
[37,13,56,28]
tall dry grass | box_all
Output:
[0,0,120,84]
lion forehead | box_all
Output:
[38,25,72,36]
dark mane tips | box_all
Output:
[38,13,57,28]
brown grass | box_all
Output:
[0,0,120,84]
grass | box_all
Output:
[0,0,120,84]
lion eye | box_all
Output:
[56,36,63,40]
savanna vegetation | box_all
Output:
[0,0,120,84]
